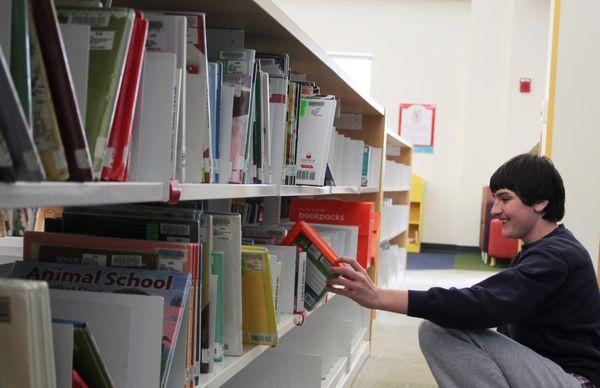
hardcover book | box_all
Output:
[281,221,343,310]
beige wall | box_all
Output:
[550,0,600,269]
[275,0,551,246]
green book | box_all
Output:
[11,0,32,126]
[211,251,224,362]
[56,8,134,178]
[54,319,115,388]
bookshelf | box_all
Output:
[0,0,412,387]
[379,129,413,290]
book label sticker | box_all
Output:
[82,253,107,266]
[90,30,115,51]
[160,223,191,237]
[102,147,114,168]
[249,333,276,343]
[23,151,39,172]
[112,255,143,267]
[69,13,110,27]
[157,248,186,271]
[75,149,91,169]
[93,136,107,159]
[53,150,68,170]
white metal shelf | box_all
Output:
[178,184,276,201]
[279,185,378,197]
[383,186,410,192]
[198,293,337,388]
[0,182,165,209]
[385,129,413,149]
[380,225,409,243]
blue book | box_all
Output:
[208,62,222,182]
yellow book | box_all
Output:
[241,246,278,346]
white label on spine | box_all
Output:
[160,223,190,237]
[68,13,110,27]
[157,248,186,272]
[102,147,115,168]
[75,148,90,169]
[90,30,115,50]
[52,150,68,170]
[94,137,107,159]
[82,253,107,266]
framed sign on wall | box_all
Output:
[398,103,436,153]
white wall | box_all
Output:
[550,0,600,268]
[274,0,550,246]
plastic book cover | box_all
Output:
[144,13,188,183]
[53,319,115,388]
[289,198,376,269]
[219,49,255,183]
[210,251,224,362]
[281,221,343,310]
[165,12,212,184]
[0,43,44,181]
[101,12,148,182]
[11,0,32,126]
[240,246,278,346]
[30,0,92,181]
[256,53,290,79]
[56,7,135,179]
[28,3,69,181]
[11,261,190,388]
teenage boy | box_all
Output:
[327,154,600,387]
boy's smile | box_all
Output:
[491,188,552,244]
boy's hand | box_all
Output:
[326,257,382,309]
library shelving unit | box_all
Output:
[408,174,424,253]
[378,130,413,290]
[0,1,410,387]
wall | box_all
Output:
[550,0,600,268]
[274,0,550,246]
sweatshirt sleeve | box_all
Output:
[407,248,568,329]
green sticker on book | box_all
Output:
[146,224,159,240]
[299,100,307,116]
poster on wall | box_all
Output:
[398,103,436,153]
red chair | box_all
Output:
[488,218,519,266]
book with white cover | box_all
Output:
[145,14,187,182]
[59,23,90,123]
[49,289,164,388]
[209,212,243,356]
[267,77,288,185]
[260,72,271,183]
[369,147,382,190]
[128,52,178,182]
[52,322,74,388]
[0,278,56,388]
[295,251,307,313]
[258,245,297,316]
[294,96,337,185]
[217,85,234,183]
[162,13,213,183]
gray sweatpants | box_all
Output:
[418,320,582,388]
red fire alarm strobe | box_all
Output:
[520,78,531,93]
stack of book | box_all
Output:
[0,1,370,187]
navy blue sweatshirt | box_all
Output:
[408,225,600,385]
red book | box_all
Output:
[289,198,375,269]
[101,12,148,181]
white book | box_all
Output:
[369,147,382,189]
[258,244,298,316]
[268,77,288,185]
[351,139,365,187]
[145,14,188,182]
[52,322,74,388]
[218,85,234,183]
[0,279,56,388]
[129,52,178,182]
[295,96,337,185]
[295,251,307,313]
[210,213,243,356]
[49,289,163,388]
[59,23,90,123]
[268,254,281,321]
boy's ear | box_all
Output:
[533,200,549,214]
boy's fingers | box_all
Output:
[337,256,366,273]
[330,266,360,280]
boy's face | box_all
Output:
[491,188,543,243]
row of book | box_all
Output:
[0,197,374,387]
[0,0,371,187]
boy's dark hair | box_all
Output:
[490,154,565,222]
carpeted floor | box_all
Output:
[407,251,509,272]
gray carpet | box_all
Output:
[351,312,436,388]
